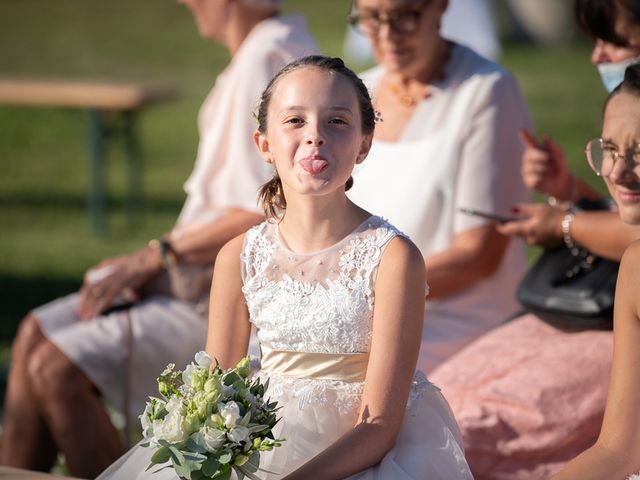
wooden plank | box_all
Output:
[0,79,175,111]
[0,466,83,479]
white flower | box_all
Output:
[194,351,212,369]
[191,426,226,452]
[227,425,250,444]
[218,401,241,429]
[153,409,188,443]
[160,363,175,376]
[165,396,185,415]
[182,363,198,388]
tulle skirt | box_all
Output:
[97,372,471,479]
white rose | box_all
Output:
[194,351,212,369]
[227,425,250,444]
[218,401,241,429]
[191,426,226,452]
[165,396,185,415]
[153,409,188,443]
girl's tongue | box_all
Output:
[300,158,329,175]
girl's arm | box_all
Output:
[205,234,252,369]
[283,236,426,480]
[553,241,640,479]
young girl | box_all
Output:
[98,55,471,479]
[553,64,640,479]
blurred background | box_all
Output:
[0,0,607,353]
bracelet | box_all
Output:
[548,171,576,210]
[148,238,177,269]
[561,210,580,256]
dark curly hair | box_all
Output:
[255,55,375,218]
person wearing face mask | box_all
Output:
[429,1,640,479]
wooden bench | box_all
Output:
[0,466,82,479]
[0,79,177,236]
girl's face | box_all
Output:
[601,91,640,224]
[355,0,447,77]
[254,67,372,201]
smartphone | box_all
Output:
[459,207,518,224]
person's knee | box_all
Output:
[28,341,92,401]
[11,314,46,364]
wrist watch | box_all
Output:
[148,238,177,269]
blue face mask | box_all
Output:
[597,57,640,92]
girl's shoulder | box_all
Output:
[370,217,423,276]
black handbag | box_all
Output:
[516,200,619,331]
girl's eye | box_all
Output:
[329,118,348,125]
[284,117,304,125]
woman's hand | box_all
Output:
[520,129,572,199]
[75,247,162,320]
[497,203,565,248]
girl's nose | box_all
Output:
[305,127,325,146]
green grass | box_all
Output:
[0,1,608,340]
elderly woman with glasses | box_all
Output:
[346,0,531,373]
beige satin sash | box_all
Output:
[260,346,369,382]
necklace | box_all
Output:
[387,83,430,107]
[385,41,451,108]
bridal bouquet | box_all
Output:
[141,351,283,480]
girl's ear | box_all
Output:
[253,130,273,163]
[356,133,373,164]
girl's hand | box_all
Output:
[76,247,162,320]
[497,203,565,248]
[520,129,572,199]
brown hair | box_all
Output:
[256,55,375,218]
[575,0,628,46]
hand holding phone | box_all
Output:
[459,207,518,224]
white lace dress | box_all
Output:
[97,215,472,479]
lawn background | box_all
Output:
[1,0,608,345]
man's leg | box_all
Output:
[29,339,123,478]
[1,315,57,471]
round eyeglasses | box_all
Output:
[348,0,430,35]
[585,138,640,177]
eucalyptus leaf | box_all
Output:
[223,372,242,386]
[150,446,172,465]
[236,465,262,480]
[186,437,208,454]
[201,457,221,477]
[211,465,232,480]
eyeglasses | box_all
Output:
[348,0,430,35]
[585,138,640,177]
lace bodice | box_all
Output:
[241,216,402,354]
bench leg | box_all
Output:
[87,109,106,237]
[122,110,142,227]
